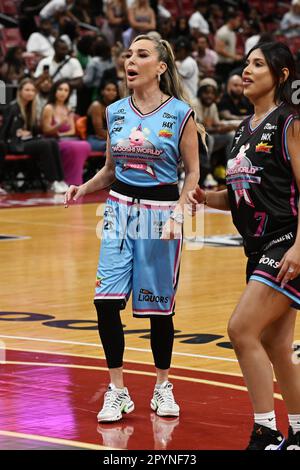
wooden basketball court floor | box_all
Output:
[0,190,299,451]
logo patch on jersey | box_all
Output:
[122,162,156,178]
[260,133,272,141]
[163,112,177,121]
[264,123,277,130]
[114,116,125,124]
[255,142,273,153]
[158,129,173,138]
[112,124,164,162]
[226,143,263,207]
[95,276,104,287]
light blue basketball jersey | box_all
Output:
[106,96,193,187]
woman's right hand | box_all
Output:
[187,186,206,215]
[64,184,87,207]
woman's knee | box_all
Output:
[227,314,254,351]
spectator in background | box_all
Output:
[71,0,94,25]
[40,0,75,21]
[34,37,83,110]
[194,78,236,185]
[102,44,127,98]
[188,0,210,36]
[244,21,261,56]
[83,37,114,101]
[0,78,67,193]
[36,76,53,122]
[157,0,171,21]
[215,10,243,83]
[218,74,253,123]
[158,16,173,41]
[207,4,224,34]
[193,34,218,78]
[0,142,7,195]
[175,17,190,38]
[175,37,199,99]
[280,0,300,38]
[105,0,128,45]
[41,79,91,185]
[18,0,40,40]
[76,34,96,70]
[1,47,28,85]
[26,18,56,59]
[87,80,119,151]
[127,0,156,45]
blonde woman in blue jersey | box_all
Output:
[65,35,201,422]
[188,42,300,450]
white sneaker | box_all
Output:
[0,186,7,195]
[150,381,180,417]
[97,383,135,423]
[50,181,66,194]
[203,173,218,188]
[58,181,69,192]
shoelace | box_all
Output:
[102,390,125,411]
[155,385,176,407]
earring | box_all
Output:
[157,74,161,83]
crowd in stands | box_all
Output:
[0,0,299,194]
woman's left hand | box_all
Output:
[276,245,300,287]
[161,218,182,240]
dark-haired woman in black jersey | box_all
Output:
[188,42,300,451]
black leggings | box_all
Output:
[9,138,64,182]
[94,300,174,370]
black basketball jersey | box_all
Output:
[226,103,299,256]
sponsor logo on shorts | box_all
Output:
[259,254,280,269]
[138,288,169,303]
[263,232,294,250]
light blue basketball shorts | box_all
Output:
[94,190,182,318]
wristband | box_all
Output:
[170,212,184,224]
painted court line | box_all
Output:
[0,334,238,363]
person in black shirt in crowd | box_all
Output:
[1,78,67,193]
[218,74,253,122]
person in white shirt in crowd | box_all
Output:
[40,0,74,20]
[34,37,83,110]
[188,0,210,36]
[157,0,171,20]
[175,37,199,99]
[244,21,261,56]
[192,33,218,78]
[280,0,300,38]
[215,10,243,82]
[26,18,56,59]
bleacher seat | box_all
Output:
[1,28,23,49]
[0,0,18,16]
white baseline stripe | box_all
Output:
[0,334,237,363]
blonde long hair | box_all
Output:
[16,78,37,131]
[132,35,206,144]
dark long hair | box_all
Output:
[47,79,72,105]
[246,41,300,114]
